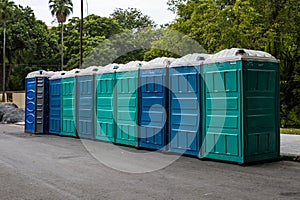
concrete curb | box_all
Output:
[281,154,300,162]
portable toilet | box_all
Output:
[49,71,66,135]
[168,54,210,156]
[25,70,55,134]
[115,61,145,147]
[95,64,119,142]
[76,66,99,139]
[202,48,280,163]
[139,57,174,150]
[61,69,81,137]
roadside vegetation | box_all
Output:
[281,128,300,135]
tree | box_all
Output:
[110,8,157,63]
[0,5,60,90]
[0,0,15,101]
[49,0,73,70]
[169,0,300,126]
[144,29,206,60]
[167,0,187,13]
[111,8,155,32]
[51,15,123,69]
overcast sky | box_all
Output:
[14,0,176,26]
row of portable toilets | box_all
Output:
[25,48,281,164]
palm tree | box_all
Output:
[0,0,15,102]
[49,0,73,70]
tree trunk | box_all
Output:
[2,22,6,102]
[61,23,64,71]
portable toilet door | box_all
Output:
[25,70,54,134]
[76,67,99,139]
[36,75,49,134]
[61,69,81,137]
[25,76,36,133]
[168,54,210,156]
[202,48,280,164]
[115,61,144,147]
[139,58,174,150]
[95,64,118,142]
[49,71,66,135]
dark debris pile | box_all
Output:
[0,103,25,124]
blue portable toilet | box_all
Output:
[139,57,174,150]
[25,70,55,134]
[168,54,210,156]
[49,71,66,135]
[76,66,99,139]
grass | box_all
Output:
[280,128,300,135]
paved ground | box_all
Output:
[0,124,300,200]
[281,134,300,157]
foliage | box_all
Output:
[0,4,59,90]
[49,0,73,23]
[52,15,123,69]
[167,0,187,13]
[110,8,155,32]
[170,0,300,126]
[0,0,16,23]
[144,29,207,60]
[280,128,300,135]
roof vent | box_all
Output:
[235,49,246,56]
[197,56,205,61]
[113,65,119,70]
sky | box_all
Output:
[13,0,176,26]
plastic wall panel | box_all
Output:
[49,79,61,134]
[61,77,77,137]
[203,62,242,162]
[139,68,167,150]
[77,75,95,139]
[95,73,116,142]
[116,71,139,147]
[244,61,280,162]
[169,66,201,156]
[25,78,36,133]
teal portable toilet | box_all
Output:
[61,69,81,137]
[49,71,66,135]
[95,64,119,142]
[76,67,99,139]
[115,61,145,147]
[202,48,280,164]
[168,54,210,156]
[139,57,174,150]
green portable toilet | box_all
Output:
[95,64,119,142]
[61,69,81,137]
[115,61,145,147]
[202,48,280,164]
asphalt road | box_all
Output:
[0,124,299,200]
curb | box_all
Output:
[281,154,300,162]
